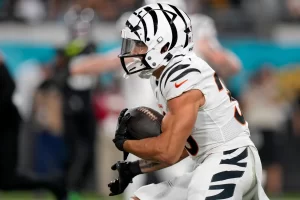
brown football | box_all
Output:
[126,106,163,140]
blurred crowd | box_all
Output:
[0,0,143,23]
[241,66,300,195]
[0,0,300,24]
[0,0,300,199]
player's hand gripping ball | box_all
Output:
[113,108,131,151]
[113,107,163,159]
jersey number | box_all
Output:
[214,73,246,125]
[185,135,198,156]
[185,73,246,156]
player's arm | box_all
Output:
[139,149,189,173]
[197,37,241,78]
[70,53,120,75]
[123,89,205,165]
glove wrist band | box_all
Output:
[129,161,142,177]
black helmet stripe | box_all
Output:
[126,20,141,40]
[144,7,158,35]
[134,12,148,42]
[167,5,187,29]
[168,4,189,48]
[157,3,178,51]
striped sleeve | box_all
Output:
[160,61,205,100]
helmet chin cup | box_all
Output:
[139,69,155,79]
[126,58,143,72]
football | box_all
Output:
[126,106,163,140]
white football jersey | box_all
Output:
[150,52,253,158]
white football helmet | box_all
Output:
[119,3,193,78]
[116,0,187,32]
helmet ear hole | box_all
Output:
[160,42,170,54]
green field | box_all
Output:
[0,192,299,200]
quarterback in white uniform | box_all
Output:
[110,2,269,200]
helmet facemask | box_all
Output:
[119,29,172,79]
[119,35,152,77]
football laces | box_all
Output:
[137,107,157,121]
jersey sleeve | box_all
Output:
[162,58,212,101]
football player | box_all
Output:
[109,3,269,200]
[71,1,242,198]
[71,1,194,198]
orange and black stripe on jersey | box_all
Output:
[158,60,182,96]
[159,59,201,97]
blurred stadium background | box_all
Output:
[0,0,300,200]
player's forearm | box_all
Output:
[139,160,167,173]
[124,137,164,162]
[124,136,184,165]
[223,50,241,75]
[139,150,189,173]
[71,55,119,75]
[205,49,241,78]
